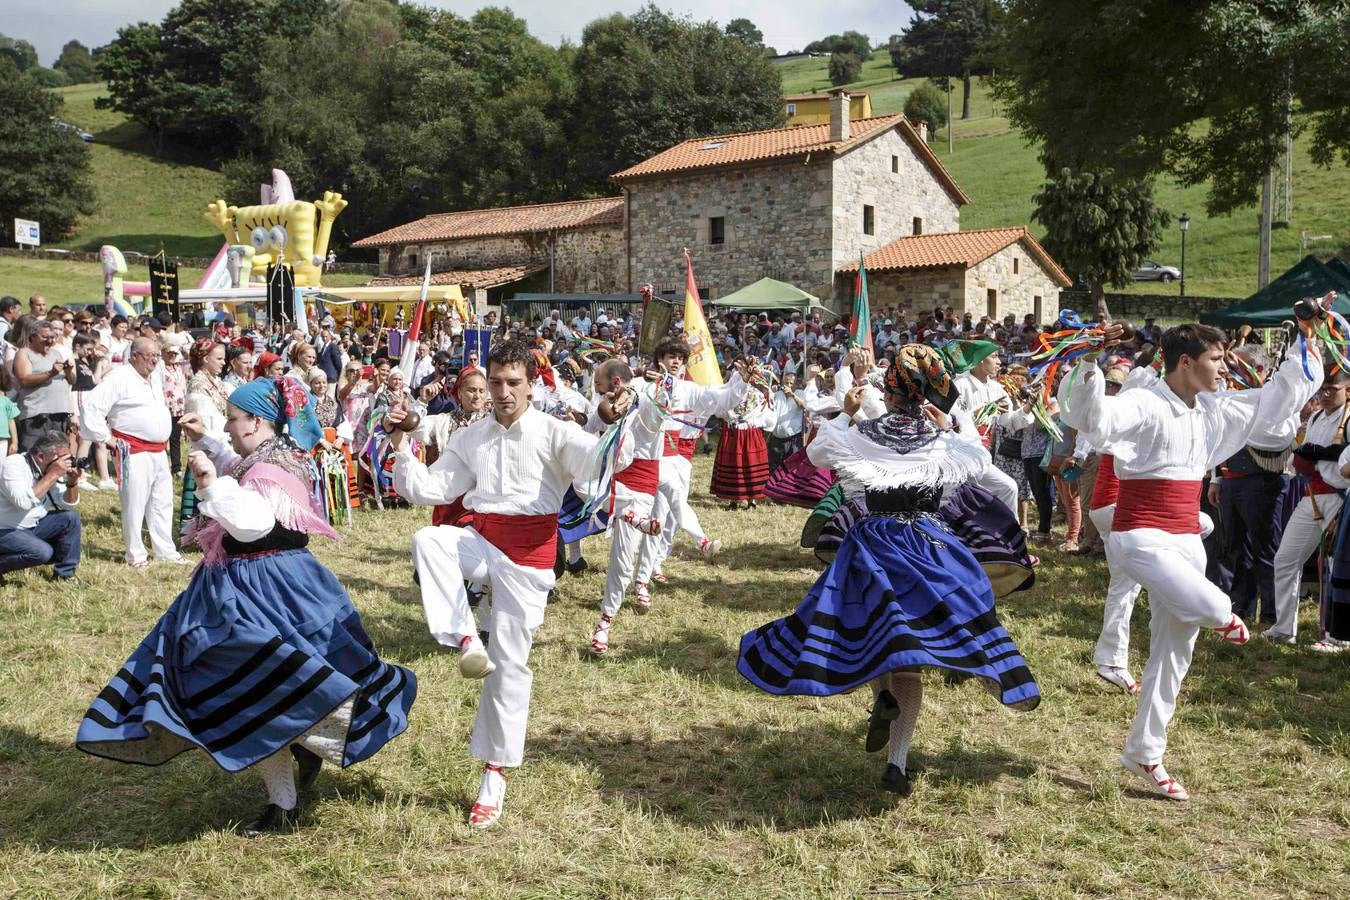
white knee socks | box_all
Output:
[256,749,297,810]
[887,672,923,773]
[477,765,507,808]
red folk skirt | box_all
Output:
[711,426,770,501]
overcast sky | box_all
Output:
[15,1,913,68]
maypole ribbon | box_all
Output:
[561,390,637,530]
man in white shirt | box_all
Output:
[1059,320,1319,801]
[949,340,1028,515]
[766,372,806,472]
[389,339,609,830]
[570,311,592,335]
[80,337,184,568]
[0,429,82,584]
[1268,369,1350,644]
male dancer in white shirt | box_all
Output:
[1268,368,1350,644]
[80,337,186,568]
[631,337,747,609]
[1060,319,1320,800]
[390,339,622,829]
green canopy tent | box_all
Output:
[708,277,836,317]
[1200,255,1350,328]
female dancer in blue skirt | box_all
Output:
[738,346,1039,796]
[77,377,417,836]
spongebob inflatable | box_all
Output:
[204,169,346,287]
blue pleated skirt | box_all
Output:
[738,515,1040,709]
[77,549,417,772]
[558,486,610,544]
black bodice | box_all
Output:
[222,524,309,557]
[864,485,943,517]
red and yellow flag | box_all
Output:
[682,249,722,386]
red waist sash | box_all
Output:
[472,512,556,569]
[432,497,473,528]
[677,437,697,460]
[1307,473,1341,496]
[616,457,660,494]
[1090,454,1118,510]
[1112,479,1202,534]
[113,429,168,454]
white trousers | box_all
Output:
[120,450,175,565]
[636,455,701,584]
[975,464,1019,517]
[1088,505,1143,669]
[1272,493,1340,638]
[410,525,554,768]
[601,492,656,618]
[1112,528,1233,765]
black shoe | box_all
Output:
[881,764,913,796]
[467,585,484,609]
[865,689,900,753]
[479,629,490,648]
[291,745,322,790]
[239,803,298,838]
[566,558,590,575]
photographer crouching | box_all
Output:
[0,429,83,585]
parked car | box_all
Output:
[52,119,95,142]
[1133,259,1181,282]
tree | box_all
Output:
[892,1,997,120]
[97,0,332,159]
[54,40,98,83]
[903,82,947,134]
[806,31,871,59]
[568,6,784,194]
[0,34,38,72]
[0,61,96,241]
[992,0,1350,216]
[829,51,862,86]
[725,17,763,47]
[1033,168,1169,321]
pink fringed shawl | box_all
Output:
[192,463,340,567]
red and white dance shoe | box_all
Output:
[633,581,652,613]
[458,635,496,679]
[590,614,613,655]
[699,537,721,561]
[1095,666,1140,695]
[650,569,669,584]
[1214,614,1250,645]
[468,764,507,830]
[1121,757,1190,801]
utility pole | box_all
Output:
[1258,168,1272,289]
[947,81,953,155]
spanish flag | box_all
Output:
[682,249,722,386]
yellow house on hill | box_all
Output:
[784,91,872,126]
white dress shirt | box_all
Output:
[394,407,597,514]
[833,365,887,422]
[0,453,78,530]
[1300,405,1350,490]
[769,390,805,439]
[79,364,172,444]
[1059,341,1320,481]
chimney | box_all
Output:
[914,118,929,143]
[828,89,850,142]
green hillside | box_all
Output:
[778,51,1350,299]
[48,83,225,257]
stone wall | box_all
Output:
[848,266,967,313]
[376,225,625,293]
[626,160,836,300]
[963,244,1062,321]
[830,128,961,285]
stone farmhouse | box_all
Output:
[352,91,1068,319]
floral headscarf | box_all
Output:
[228,376,324,451]
[884,344,958,413]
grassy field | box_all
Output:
[50,83,226,258]
[778,52,1350,299]
[2,456,1348,897]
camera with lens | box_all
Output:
[72,455,95,471]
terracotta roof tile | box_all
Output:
[611,115,968,204]
[839,227,1073,287]
[369,264,545,290]
[352,197,624,249]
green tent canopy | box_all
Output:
[1200,255,1350,328]
[708,277,836,317]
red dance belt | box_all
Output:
[472,512,556,569]
[1089,454,1119,510]
[1112,479,1202,534]
[616,457,660,495]
[112,429,168,454]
